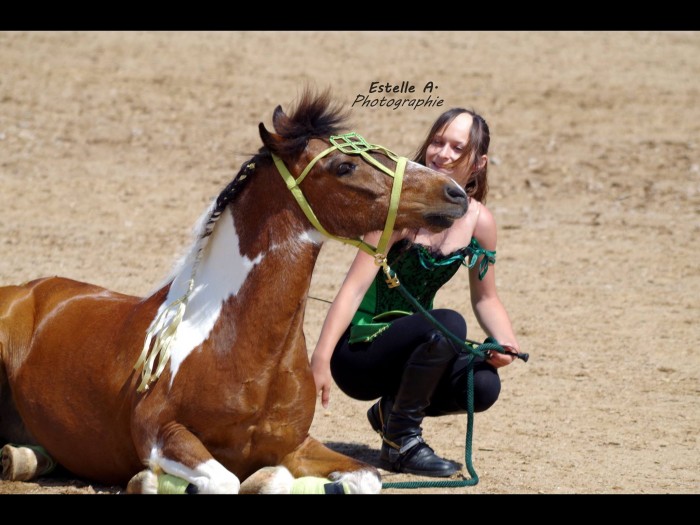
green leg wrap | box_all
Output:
[20,444,57,476]
[290,476,350,494]
[158,473,197,494]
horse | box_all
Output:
[0,88,468,494]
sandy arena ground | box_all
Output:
[0,31,698,494]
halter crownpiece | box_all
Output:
[329,132,373,152]
[329,132,397,158]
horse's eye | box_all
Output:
[336,162,356,176]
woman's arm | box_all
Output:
[469,206,520,368]
[310,230,400,407]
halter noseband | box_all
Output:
[272,132,405,277]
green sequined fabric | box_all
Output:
[349,238,495,343]
[376,239,466,313]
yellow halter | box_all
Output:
[272,132,405,264]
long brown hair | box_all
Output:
[412,108,490,203]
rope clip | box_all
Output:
[374,254,400,288]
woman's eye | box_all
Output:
[337,162,356,176]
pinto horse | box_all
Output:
[0,89,467,494]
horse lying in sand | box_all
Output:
[0,89,467,493]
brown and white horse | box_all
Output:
[0,89,467,494]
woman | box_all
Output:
[310,108,521,478]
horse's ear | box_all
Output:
[271,104,286,131]
[259,122,282,154]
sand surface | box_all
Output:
[0,31,698,494]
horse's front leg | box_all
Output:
[241,435,381,494]
[127,424,240,494]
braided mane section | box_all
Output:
[201,158,259,239]
[134,158,259,392]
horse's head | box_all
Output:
[259,89,467,247]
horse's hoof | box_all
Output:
[1,444,54,482]
[239,466,294,494]
[126,469,159,494]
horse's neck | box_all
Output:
[156,204,324,377]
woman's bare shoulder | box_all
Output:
[472,201,497,249]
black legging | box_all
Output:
[330,309,501,414]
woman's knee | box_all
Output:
[472,365,501,412]
[427,361,501,415]
[430,309,467,339]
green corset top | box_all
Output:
[349,237,496,343]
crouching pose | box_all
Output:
[310,108,521,477]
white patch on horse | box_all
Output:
[269,228,325,258]
[157,206,263,388]
[299,228,326,246]
[150,447,240,494]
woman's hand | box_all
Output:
[485,345,518,368]
[310,353,333,408]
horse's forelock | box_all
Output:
[216,89,349,215]
[271,88,349,157]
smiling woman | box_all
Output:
[310,106,521,479]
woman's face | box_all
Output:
[425,112,473,184]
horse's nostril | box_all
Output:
[444,184,468,207]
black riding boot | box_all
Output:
[377,331,460,477]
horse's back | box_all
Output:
[1,275,135,315]
[0,277,62,369]
[1,276,131,363]
[0,274,142,403]
[0,276,148,482]
[0,277,99,446]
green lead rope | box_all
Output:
[376,262,508,490]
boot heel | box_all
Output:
[380,439,459,478]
